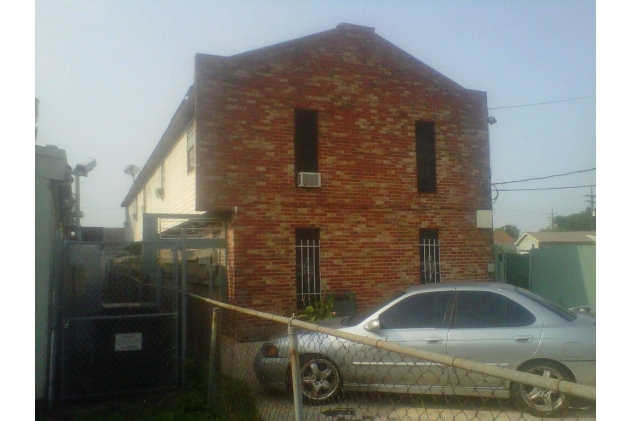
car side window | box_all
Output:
[379,291,452,329]
[453,291,535,328]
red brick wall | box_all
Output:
[195,24,493,314]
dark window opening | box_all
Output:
[419,229,440,283]
[416,121,436,193]
[294,109,319,179]
[295,228,321,309]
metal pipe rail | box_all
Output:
[188,293,596,401]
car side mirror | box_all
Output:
[364,319,381,332]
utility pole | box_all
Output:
[585,186,596,231]
[548,209,555,231]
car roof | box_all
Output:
[404,281,518,294]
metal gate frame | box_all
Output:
[53,212,229,401]
[58,240,179,400]
[142,213,228,385]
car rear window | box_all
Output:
[516,288,577,322]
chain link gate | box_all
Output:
[59,240,179,399]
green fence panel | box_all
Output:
[530,244,596,309]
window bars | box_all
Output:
[420,238,441,283]
[296,238,321,308]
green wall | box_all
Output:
[530,245,596,309]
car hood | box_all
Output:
[314,316,349,329]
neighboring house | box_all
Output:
[35,144,73,404]
[121,23,495,315]
[493,231,517,252]
[515,231,596,252]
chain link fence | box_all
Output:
[54,239,596,420]
[60,241,179,399]
[190,293,596,421]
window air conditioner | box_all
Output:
[298,172,321,188]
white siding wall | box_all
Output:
[516,236,538,251]
[126,122,202,241]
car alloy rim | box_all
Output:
[520,365,566,412]
[300,358,339,400]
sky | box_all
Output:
[32,0,598,235]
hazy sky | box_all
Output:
[35,0,597,234]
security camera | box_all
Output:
[75,158,97,176]
[488,116,497,125]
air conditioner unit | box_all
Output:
[155,187,165,199]
[298,172,321,188]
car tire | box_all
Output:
[298,355,342,405]
[513,360,574,416]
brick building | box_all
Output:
[122,23,494,316]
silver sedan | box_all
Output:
[253,282,595,416]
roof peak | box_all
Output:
[336,23,375,34]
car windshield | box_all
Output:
[341,290,406,326]
[516,287,577,322]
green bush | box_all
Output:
[297,295,336,321]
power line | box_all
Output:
[488,95,595,110]
[496,184,595,192]
[493,168,595,185]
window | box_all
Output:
[295,228,321,308]
[419,229,440,283]
[379,291,453,329]
[153,163,166,199]
[415,121,436,193]
[187,122,196,172]
[452,291,536,328]
[294,109,319,179]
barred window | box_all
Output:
[295,228,321,309]
[419,228,440,283]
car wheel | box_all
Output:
[513,361,574,416]
[298,355,342,405]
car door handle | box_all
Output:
[515,335,533,343]
[426,337,444,344]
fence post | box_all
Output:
[288,323,305,421]
[207,307,218,403]
[171,248,180,386]
[181,229,188,385]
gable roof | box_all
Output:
[200,23,467,93]
[494,231,516,244]
[515,231,597,247]
[121,23,479,209]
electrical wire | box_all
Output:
[488,95,595,110]
[496,184,595,192]
[493,168,595,185]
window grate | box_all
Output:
[420,229,441,283]
[295,230,321,308]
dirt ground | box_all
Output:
[35,390,184,421]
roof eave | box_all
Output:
[121,86,195,207]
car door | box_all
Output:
[446,290,543,394]
[356,290,454,394]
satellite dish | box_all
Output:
[124,165,141,182]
